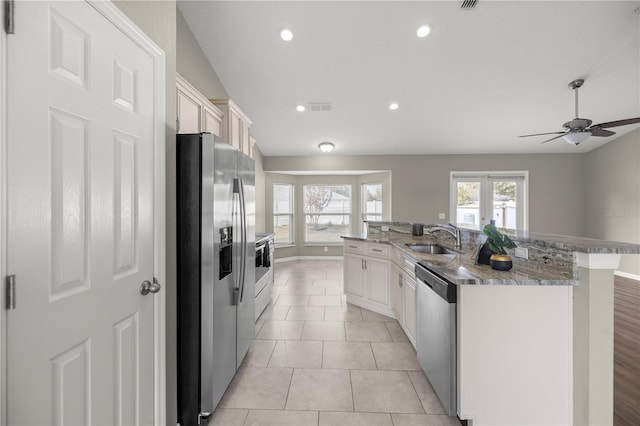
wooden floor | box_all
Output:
[614,274,640,426]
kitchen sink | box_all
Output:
[405,243,457,255]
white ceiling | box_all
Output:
[178,1,640,156]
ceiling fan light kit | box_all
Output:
[519,78,640,146]
[562,131,591,145]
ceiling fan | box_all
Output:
[519,79,640,145]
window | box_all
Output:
[362,183,383,222]
[304,184,351,244]
[273,183,294,245]
[450,172,528,231]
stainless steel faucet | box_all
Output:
[426,223,462,248]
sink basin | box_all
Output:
[405,244,456,255]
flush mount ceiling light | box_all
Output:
[389,102,399,111]
[296,104,306,112]
[562,131,591,145]
[318,142,335,153]
[416,25,431,38]
[280,28,294,41]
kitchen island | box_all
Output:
[342,223,639,426]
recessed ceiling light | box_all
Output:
[280,29,294,41]
[417,25,431,38]
[296,105,306,112]
[389,103,399,111]
[318,142,335,153]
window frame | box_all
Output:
[303,184,352,245]
[273,183,294,247]
[449,171,529,231]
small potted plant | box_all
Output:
[482,223,517,271]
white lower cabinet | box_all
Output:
[403,275,417,344]
[391,264,404,321]
[344,240,393,317]
[345,255,366,297]
[391,247,417,348]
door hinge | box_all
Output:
[4,0,14,35]
[5,275,16,310]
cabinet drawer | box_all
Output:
[366,243,390,258]
[344,240,364,254]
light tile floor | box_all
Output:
[210,260,461,426]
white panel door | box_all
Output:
[6,2,157,424]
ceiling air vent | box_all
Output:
[461,0,478,9]
[309,102,332,112]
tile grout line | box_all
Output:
[240,407,250,426]
[406,370,428,415]
[283,367,295,412]
[348,369,356,413]
[370,341,379,370]
[265,339,278,368]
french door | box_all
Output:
[450,172,528,231]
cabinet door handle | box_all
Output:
[399,275,403,287]
[364,260,367,270]
[349,245,358,249]
[372,248,382,252]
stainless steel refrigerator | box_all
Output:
[177,133,255,426]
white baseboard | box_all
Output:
[275,255,344,264]
[614,270,640,282]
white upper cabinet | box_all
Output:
[176,73,223,138]
[210,99,253,158]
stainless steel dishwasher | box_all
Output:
[415,262,457,417]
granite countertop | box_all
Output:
[342,233,580,286]
[256,232,276,245]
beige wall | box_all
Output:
[112,0,177,422]
[176,9,228,99]
[254,147,266,232]
[265,153,587,237]
[176,8,267,232]
[586,129,640,276]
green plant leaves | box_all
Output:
[482,223,517,254]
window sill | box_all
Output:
[275,244,296,249]
[303,243,343,247]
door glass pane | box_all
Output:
[492,181,517,230]
[456,181,480,229]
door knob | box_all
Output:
[140,278,161,295]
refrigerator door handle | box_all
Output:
[238,178,247,302]
[233,177,241,306]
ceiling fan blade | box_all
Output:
[590,117,640,129]
[589,128,615,137]
[519,131,565,138]
[539,134,566,144]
